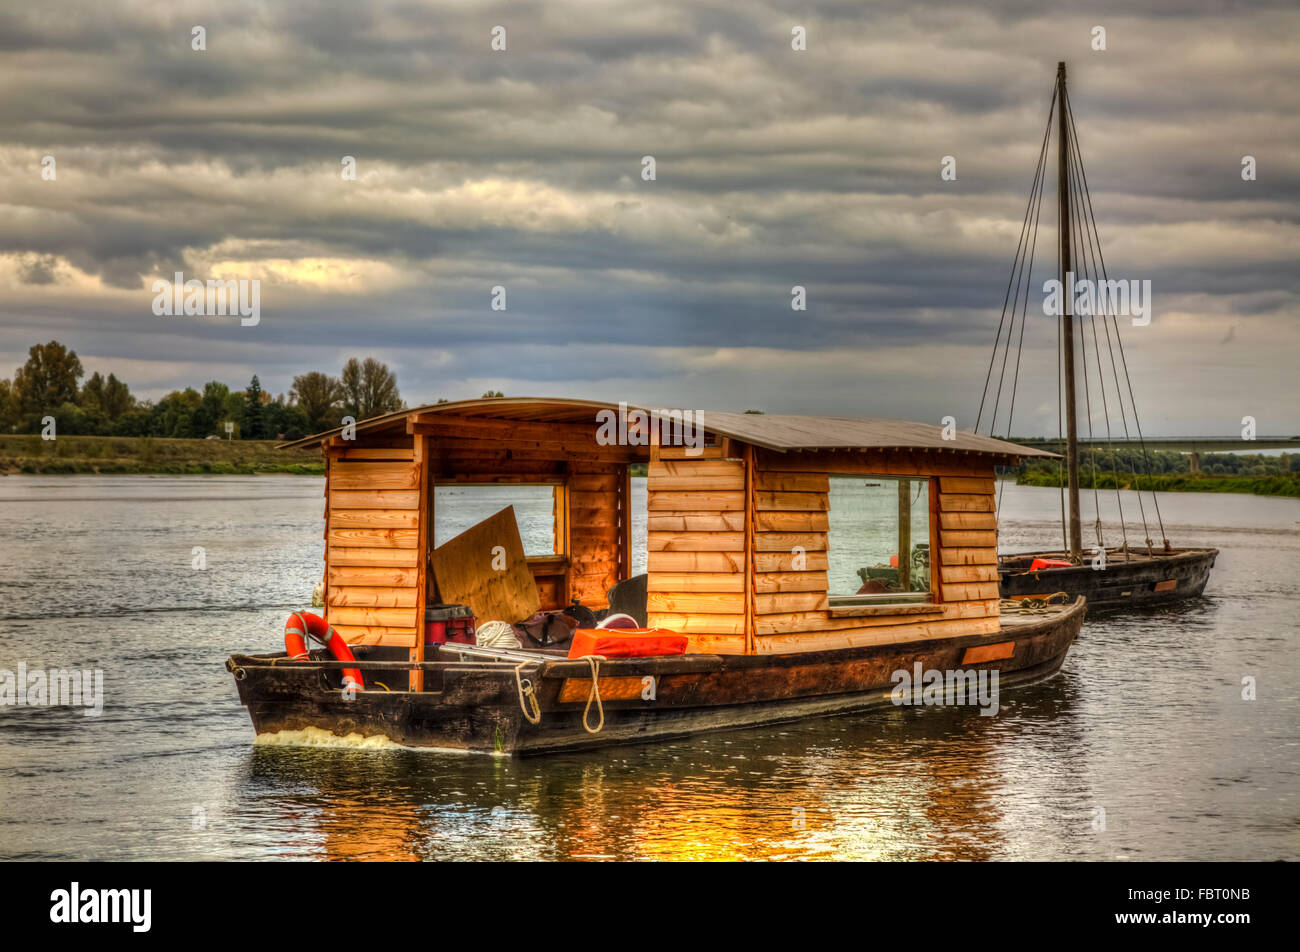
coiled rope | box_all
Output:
[1000,591,1071,614]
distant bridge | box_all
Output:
[1009,436,1300,472]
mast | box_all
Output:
[1057,61,1082,561]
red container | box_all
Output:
[425,604,476,645]
[1030,558,1073,571]
[568,628,688,659]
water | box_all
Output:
[0,475,1295,860]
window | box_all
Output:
[826,475,932,605]
[434,484,564,557]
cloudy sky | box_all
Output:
[1,0,1296,436]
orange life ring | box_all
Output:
[285,611,363,689]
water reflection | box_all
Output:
[2,476,1294,861]
[238,671,1082,861]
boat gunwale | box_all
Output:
[227,595,1086,687]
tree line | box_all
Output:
[1016,447,1300,478]
[0,341,406,441]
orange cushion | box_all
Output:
[1030,558,1073,571]
[568,628,689,659]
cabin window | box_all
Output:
[434,484,564,557]
[825,475,932,605]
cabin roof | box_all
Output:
[279,397,1058,458]
[655,410,1058,457]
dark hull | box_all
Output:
[999,547,1216,610]
[227,599,1084,755]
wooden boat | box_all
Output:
[977,63,1217,610]
[227,398,1084,754]
[1000,547,1214,610]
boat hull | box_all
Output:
[227,599,1085,755]
[999,547,1216,610]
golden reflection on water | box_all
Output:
[240,681,1081,861]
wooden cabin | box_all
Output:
[282,399,1055,676]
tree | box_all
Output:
[242,375,267,439]
[481,390,504,398]
[340,357,402,420]
[264,397,310,441]
[195,381,230,437]
[81,372,106,411]
[154,388,203,438]
[80,371,133,423]
[101,374,133,421]
[14,341,84,415]
[291,371,344,433]
[0,379,18,432]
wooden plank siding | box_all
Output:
[311,424,1008,657]
[566,464,625,609]
[324,444,422,647]
[646,455,748,653]
[732,450,1002,655]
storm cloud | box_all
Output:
[1,0,1296,435]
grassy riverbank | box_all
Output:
[1017,470,1300,498]
[0,434,323,475]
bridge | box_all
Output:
[1009,436,1300,472]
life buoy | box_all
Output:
[284,611,362,689]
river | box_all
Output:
[0,475,1295,860]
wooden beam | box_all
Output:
[744,443,756,655]
[410,434,430,692]
[415,431,642,461]
[619,463,632,583]
[409,414,601,444]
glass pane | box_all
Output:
[826,476,931,599]
[434,484,561,556]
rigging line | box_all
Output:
[1067,133,1127,550]
[1068,152,1103,550]
[1066,94,1149,551]
[1056,265,1067,552]
[1065,116,1138,551]
[997,120,1051,524]
[988,101,1054,438]
[1063,86,1167,546]
[1097,288,1152,544]
[978,87,1057,434]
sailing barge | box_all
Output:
[978,62,1217,610]
[227,398,1083,754]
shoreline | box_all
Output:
[1015,470,1300,498]
[3,436,1294,497]
[0,434,323,476]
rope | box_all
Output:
[514,662,542,725]
[1067,147,1112,550]
[977,85,1056,436]
[1066,114,1129,550]
[1063,86,1168,548]
[1069,165,1103,550]
[1056,263,1067,551]
[996,119,1051,524]
[581,655,606,734]
[1001,591,1071,614]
